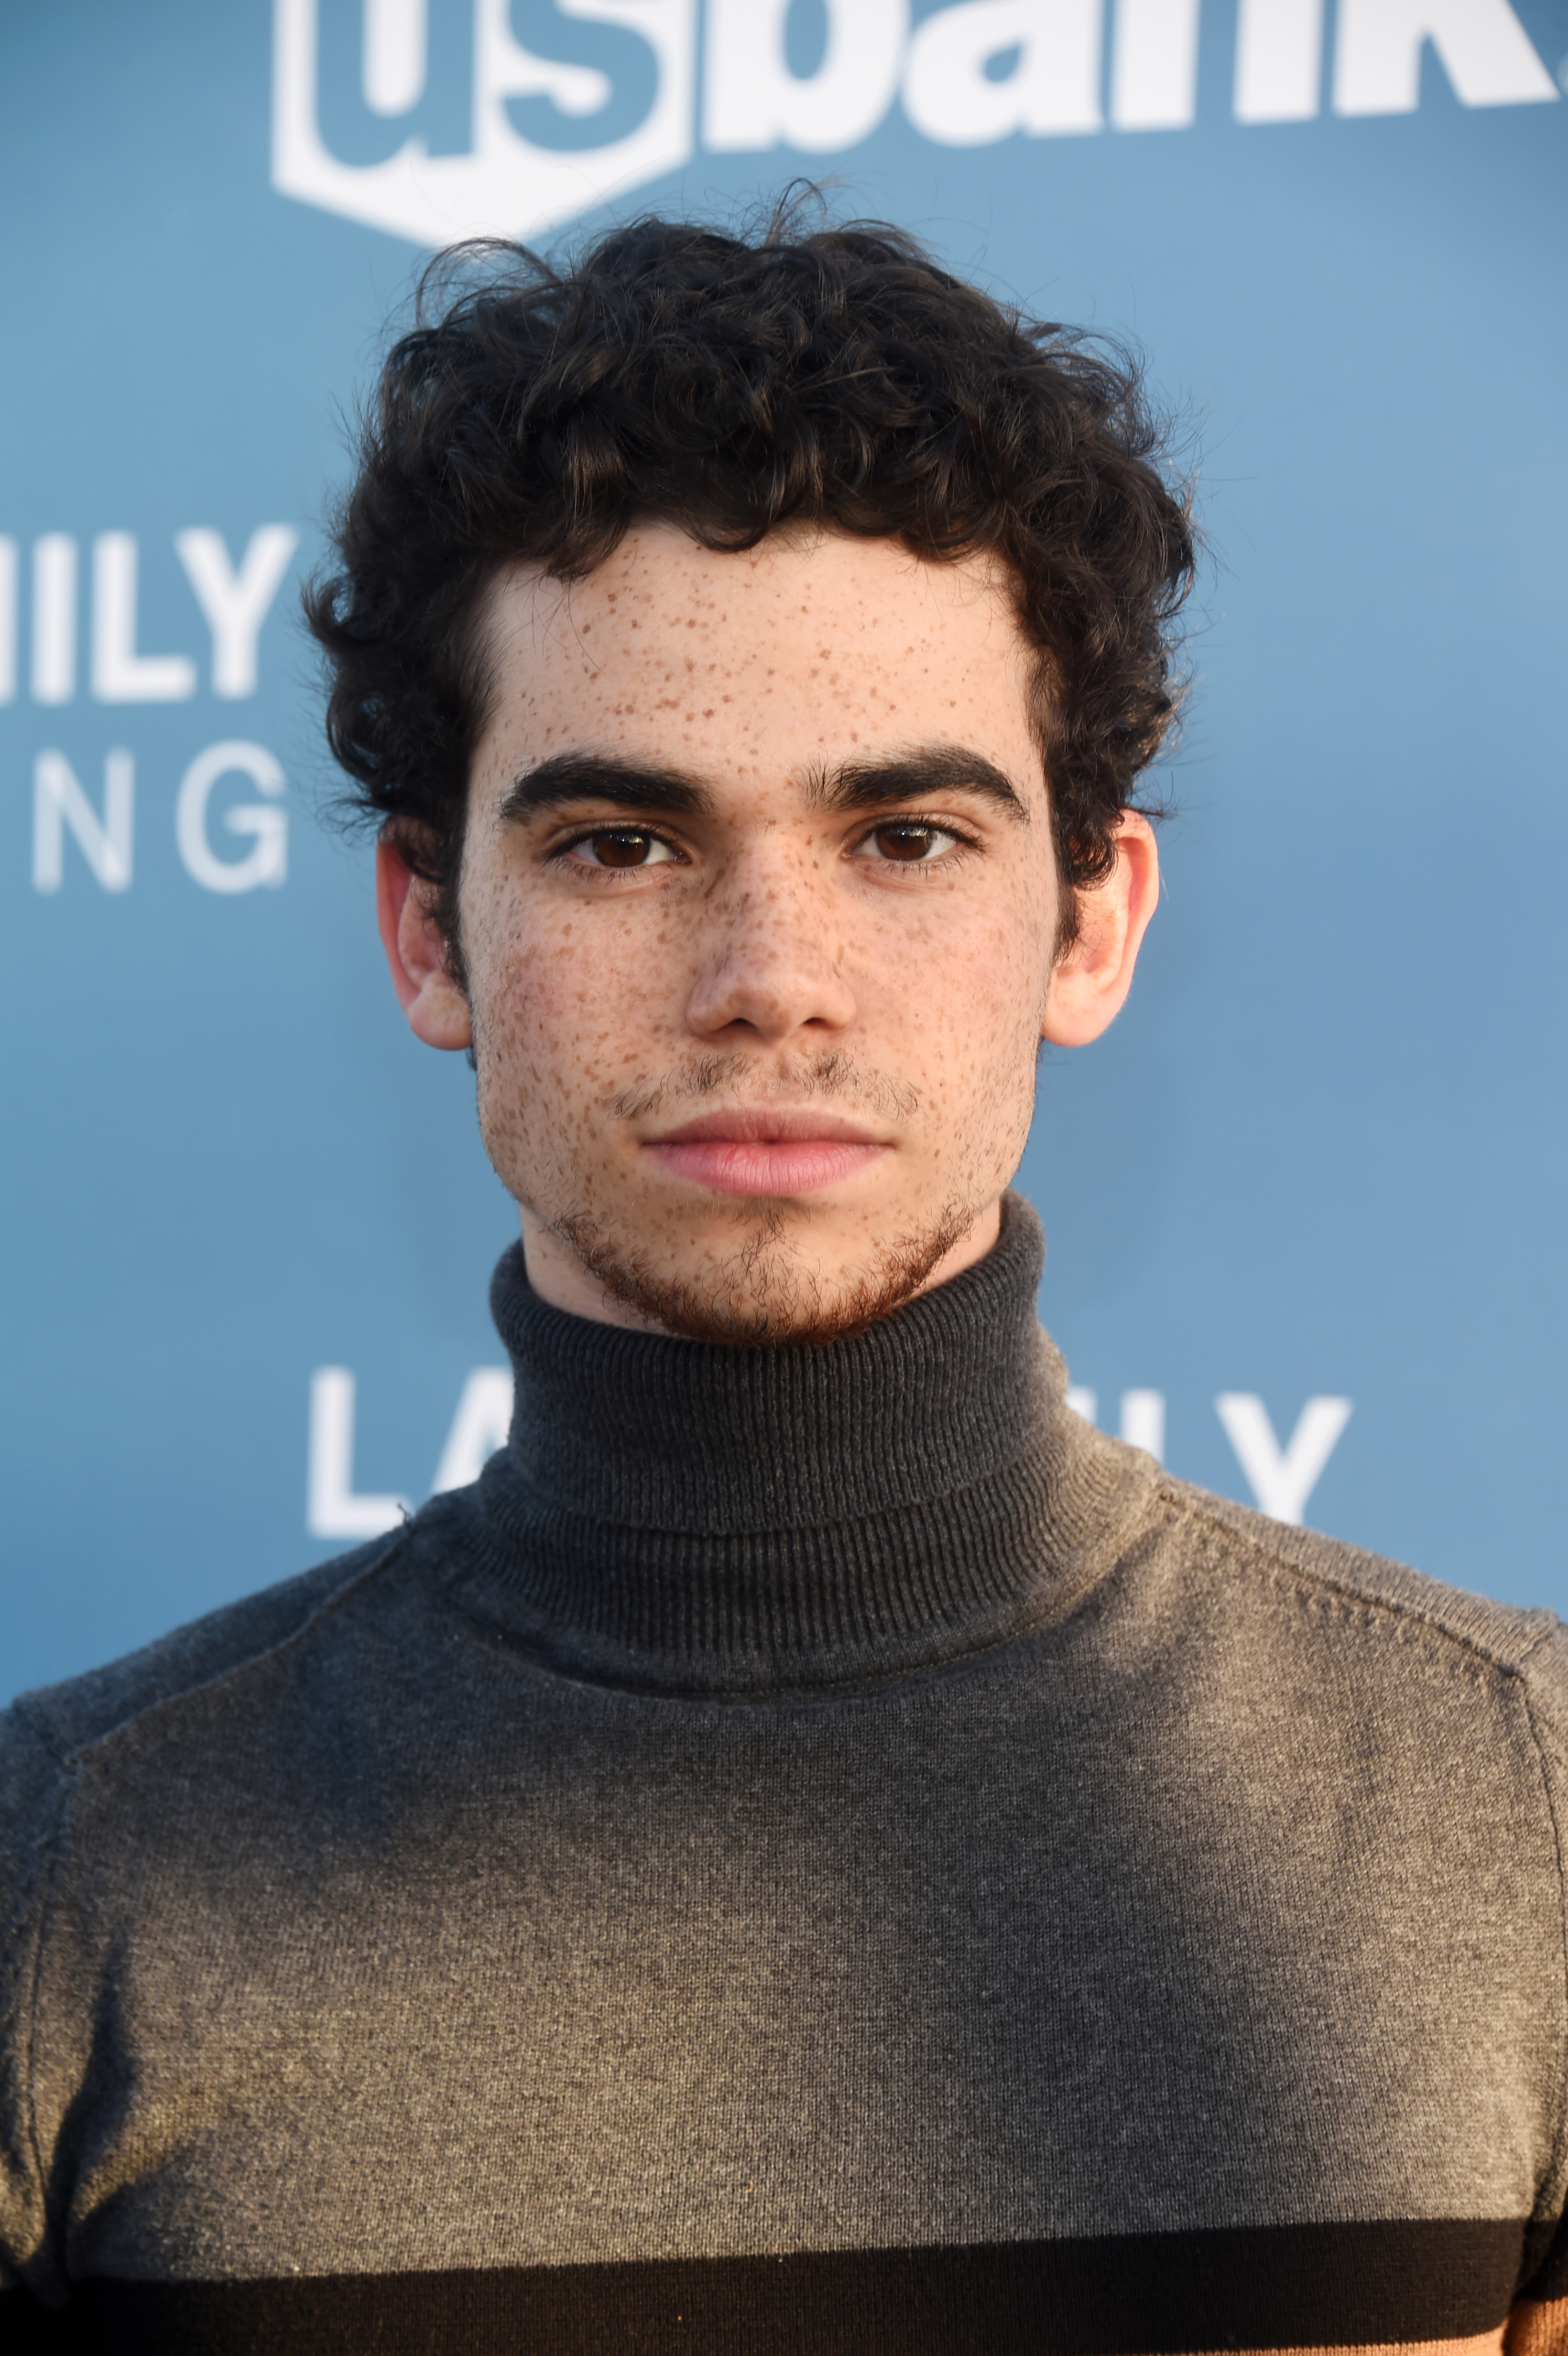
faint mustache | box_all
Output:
[607,1052,921,1124]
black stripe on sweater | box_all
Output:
[5,2219,1536,2356]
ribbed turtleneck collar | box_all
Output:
[428,1193,1154,1697]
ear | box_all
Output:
[1041,812,1160,1048]
[375,833,473,1052]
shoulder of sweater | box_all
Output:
[0,1529,422,2278]
[0,1530,413,1783]
[1149,1470,1568,1715]
[0,1542,407,2296]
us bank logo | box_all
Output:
[273,0,1558,248]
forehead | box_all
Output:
[480,524,1040,786]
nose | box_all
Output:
[684,860,858,1046]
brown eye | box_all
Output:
[852,821,960,863]
[876,824,936,861]
[571,829,676,868]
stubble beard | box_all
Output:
[553,1191,980,1347]
[512,1049,987,1347]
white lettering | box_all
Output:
[704,0,907,151]
[1235,0,1324,116]
[31,536,77,706]
[1215,1392,1352,1524]
[91,534,197,704]
[1111,0,1201,124]
[33,748,134,894]
[904,0,1103,139]
[1066,1384,1098,1421]
[175,526,300,699]
[0,538,14,705]
[273,0,697,250]
[363,0,427,114]
[176,741,288,894]
[1119,1387,1166,1462]
[272,0,1568,248]
[1333,0,1556,109]
[433,1368,514,1493]
[307,1368,410,1539]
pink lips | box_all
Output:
[642,1109,889,1197]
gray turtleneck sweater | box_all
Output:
[4,1198,1568,2354]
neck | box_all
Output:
[425,1193,1158,1698]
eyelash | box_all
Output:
[552,826,685,871]
[848,815,979,869]
[549,815,981,873]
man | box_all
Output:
[3,215,1566,2356]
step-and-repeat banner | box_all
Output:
[3,0,1564,1700]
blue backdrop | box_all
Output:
[4,0,1565,1703]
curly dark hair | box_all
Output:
[306,205,1194,966]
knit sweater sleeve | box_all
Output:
[0,1550,403,2351]
[0,1701,71,2316]
[1516,1628,1568,2309]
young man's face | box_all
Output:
[381,525,1155,1342]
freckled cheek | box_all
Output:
[479,905,686,1062]
[860,907,1045,1141]
[863,896,1046,1032]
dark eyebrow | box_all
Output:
[499,745,1027,827]
[806,747,1029,822]
[498,753,714,824]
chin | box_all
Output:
[554,1196,979,1348]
